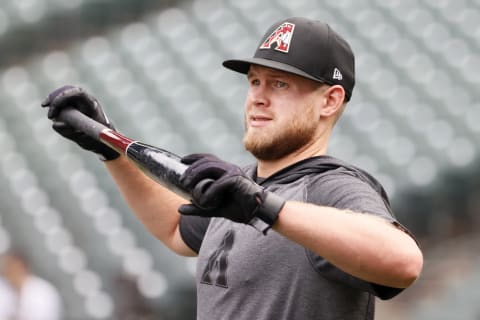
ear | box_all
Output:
[319,85,345,118]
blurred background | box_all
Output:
[0,0,478,319]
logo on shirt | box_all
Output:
[200,230,235,288]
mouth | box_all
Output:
[249,115,273,127]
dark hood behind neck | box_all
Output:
[244,155,392,206]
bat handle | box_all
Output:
[55,107,108,141]
[56,107,133,154]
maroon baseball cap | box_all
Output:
[223,17,355,101]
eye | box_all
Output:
[250,78,260,86]
[274,80,288,88]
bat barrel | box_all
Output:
[126,142,191,199]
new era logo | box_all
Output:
[259,22,295,53]
[333,68,343,80]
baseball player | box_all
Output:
[41,17,423,319]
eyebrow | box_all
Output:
[247,68,290,79]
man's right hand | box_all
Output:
[41,85,120,161]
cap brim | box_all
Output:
[223,58,327,84]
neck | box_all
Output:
[256,133,329,178]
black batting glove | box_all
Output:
[179,154,286,234]
[41,85,120,161]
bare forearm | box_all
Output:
[104,156,194,256]
[273,201,423,288]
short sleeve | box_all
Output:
[306,252,404,300]
[179,215,211,254]
[307,168,395,220]
[305,168,408,299]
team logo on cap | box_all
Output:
[259,22,295,53]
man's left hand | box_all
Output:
[179,154,285,233]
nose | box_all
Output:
[248,85,269,108]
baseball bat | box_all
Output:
[56,107,198,200]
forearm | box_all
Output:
[272,201,423,288]
[104,156,195,256]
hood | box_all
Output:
[244,155,392,207]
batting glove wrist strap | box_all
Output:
[249,191,285,234]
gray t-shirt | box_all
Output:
[180,156,412,320]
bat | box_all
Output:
[56,107,202,200]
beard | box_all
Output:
[243,105,319,161]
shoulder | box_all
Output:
[24,276,60,298]
[306,165,395,220]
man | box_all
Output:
[41,17,423,319]
[0,250,62,320]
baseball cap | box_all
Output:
[223,17,355,101]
